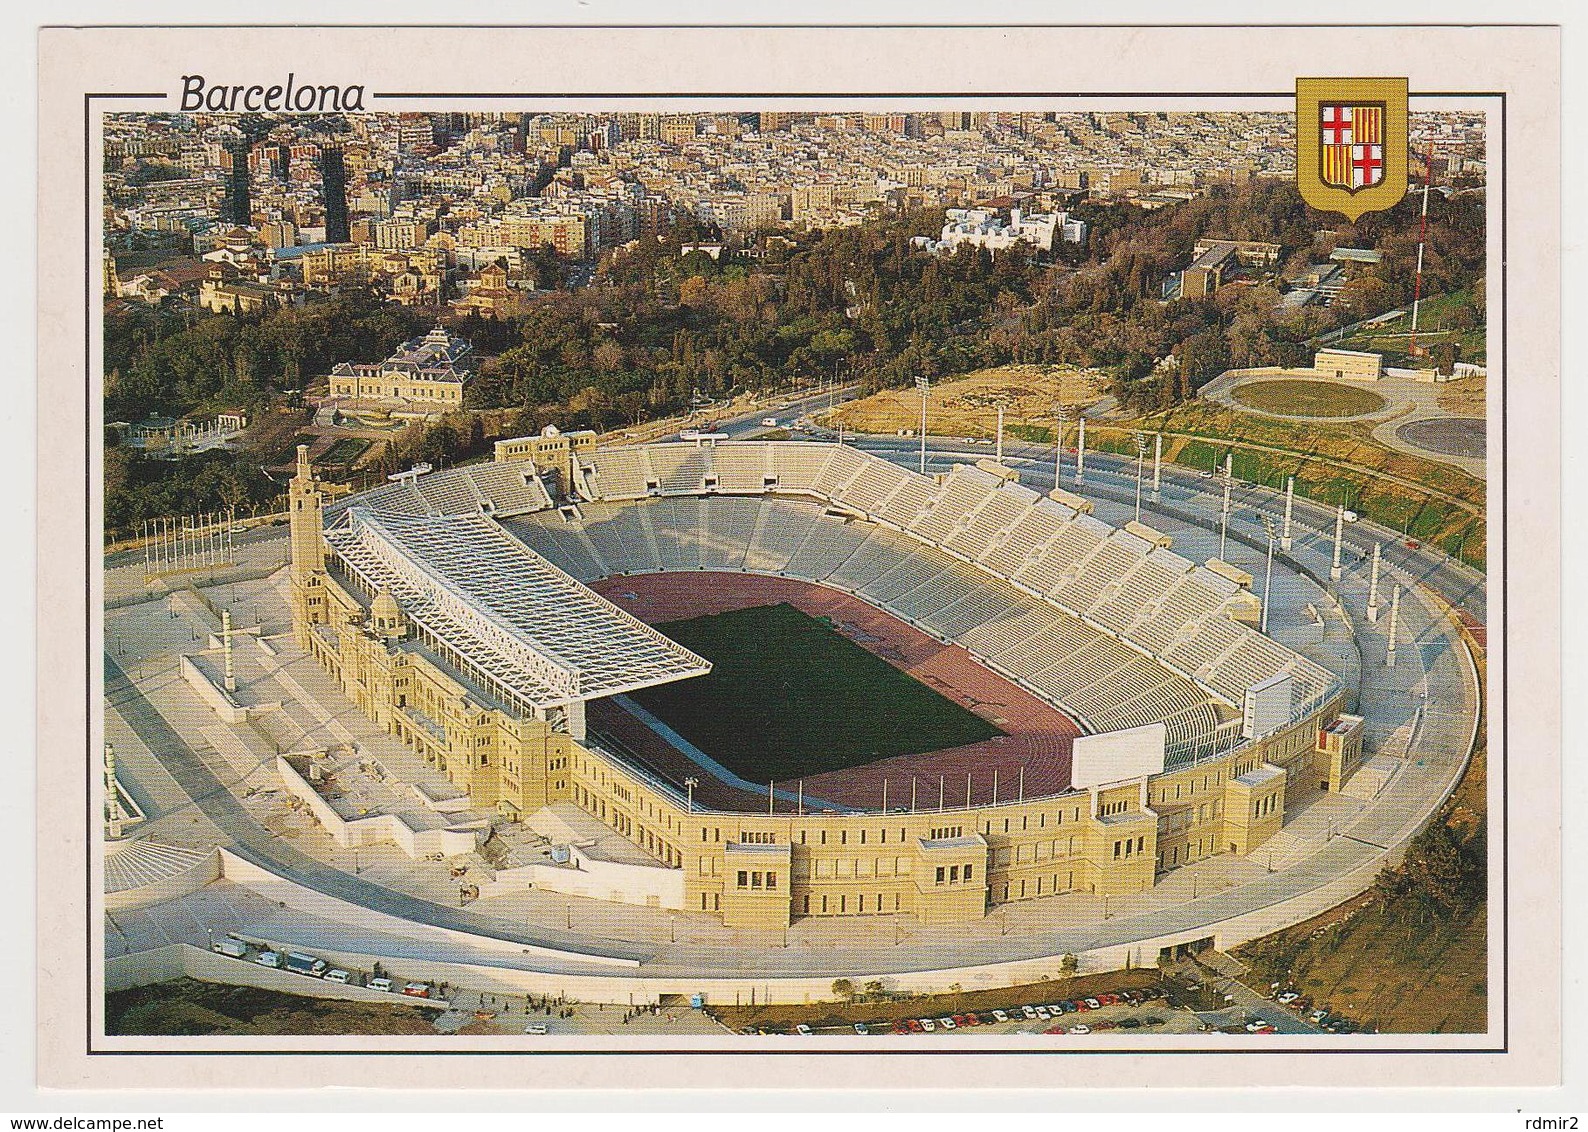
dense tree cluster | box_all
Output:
[104,291,435,424]
[1372,818,1486,925]
[102,444,281,536]
[100,177,1485,533]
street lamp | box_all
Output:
[684,776,698,814]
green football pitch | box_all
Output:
[628,603,1004,782]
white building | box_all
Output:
[913,207,1086,257]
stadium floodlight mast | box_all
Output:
[684,776,698,814]
[916,376,931,475]
[1219,455,1234,560]
[1260,515,1277,634]
[1132,431,1149,522]
[1053,403,1072,487]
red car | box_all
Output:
[891,1020,911,1035]
[1044,1023,1068,1035]
[906,1019,924,1033]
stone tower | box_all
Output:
[288,444,327,648]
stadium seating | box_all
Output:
[489,439,1341,762]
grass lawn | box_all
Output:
[1232,379,1387,418]
[631,603,1003,781]
[321,436,373,464]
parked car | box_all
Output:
[524,1023,548,1035]
[1033,1007,1051,1021]
[1071,999,1089,1012]
[1091,1020,1117,1031]
[906,1019,924,1033]
[1020,1005,1037,1020]
[210,937,248,959]
[920,1018,936,1032]
[1277,991,1301,1004]
[1117,1017,1143,1029]
[1043,1024,1068,1035]
[794,1023,813,1035]
[401,982,432,999]
[253,950,283,969]
[367,977,394,993]
[322,969,351,984]
[1067,1024,1091,1035]
[853,1023,869,1035]
[938,1017,956,1030]
[991,1010,1010,1023]
[1245,1020,1272,1032]
[1083,998,1102,1010]
[977,1013,999,1025]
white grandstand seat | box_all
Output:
[768,443,835,495]
[873,477,937,529]
[919,582,1022,639]
[647,445,713,495]
[711,444,772,493]
[743,498,823,573]
[586,448,652,500]
[808,444,869,500]
[782,516,872,580]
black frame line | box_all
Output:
[78,84,1508,1060]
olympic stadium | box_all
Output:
[286,433,1394,931]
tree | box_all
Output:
[831,978,855,1003]
[1429,340,1461,376]
[1060,953,1080,977]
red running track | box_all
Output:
[589,571,1081,812]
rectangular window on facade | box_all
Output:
[964,864,973,880]
[737,870,748,888]
[935,866,945,884]
[767,872,777,890]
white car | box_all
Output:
[1068,1024,1091,1035]
[938,1017,956,1030]
[1343,509,1359,523]
[322,969,351,984]
[253,950,283,969]
[794,1023,813,1035]
[1276,991,1300,1005]
[920,1018,936,1032]
[367,977,395,993]
[1034,1007,1051,1020]
[1021,1005,1037,1020]
[992,1010,1010,1023]
[524,1022,548,1035]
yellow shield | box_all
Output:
[1296,77,1408,221]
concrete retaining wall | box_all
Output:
[481,850,686,910]
[216,848,639,970]
[275,756,484,858]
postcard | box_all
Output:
[35,21,1561,1096]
